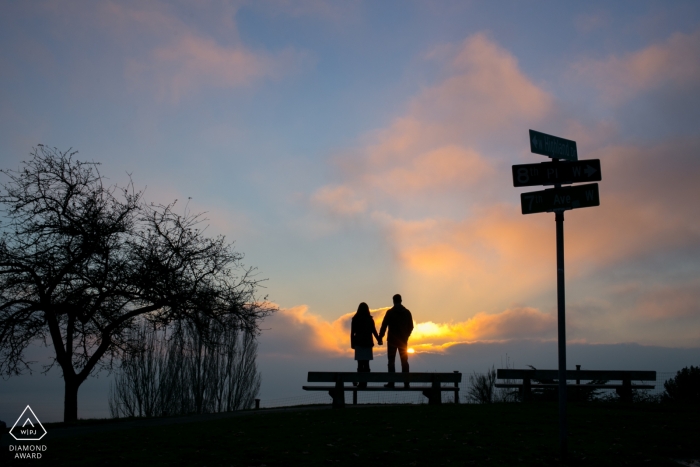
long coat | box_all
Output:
[351,315,379,349]
[379,304,414,347]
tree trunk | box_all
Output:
[64,376,80,422]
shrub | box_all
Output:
[466,366,518,403]
[466,367,497,404]
[663,366,700,403]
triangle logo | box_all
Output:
[9,406,47,441]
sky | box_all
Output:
[1,0,700,422]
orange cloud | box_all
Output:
[384,138,700,319]
[573,29,700,102]
[378,206,555,316]
[260,305,382,357]
[439,33,552,131]
[366,145,494,196]
[392,131,700,293]
[260,304,556,357]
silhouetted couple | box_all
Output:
[350,294,414,388]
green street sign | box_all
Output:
[512,159,601,187]
[529,129,578,161]
[520,183,599,215]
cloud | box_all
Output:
[259,305,377,357]
[379,205,555,305]
[634,283,700,321]
[313,33,551,217]
[258,303,556,357]
[565,137,700,269]
[366,145,494,196]
[311,184,367,216]
[573,29,700,103]
[383,137,700,319]
[408,307,556,353]
[111,1,312,103]
[370,33,552,153]
[32,0,311,103]
[307,34,562,318]
[142,34,308,102]
[440,33,553,130]
[306,32,700,345]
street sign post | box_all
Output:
[514,131,601,460]
[520,183,599,214]
[529,129,578,161]
[512,159,601,187]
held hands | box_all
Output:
[377,337,383,346]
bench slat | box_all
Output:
[307,372,462,383]
[494,383,655,389]
[302,386,460,392]
[496,369,656,381]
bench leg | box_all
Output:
[331,381,345,408]
[422,382,441,405]
[353,389,357,405]
[616,378,632,403]
[453,372,459,404]
[522,378,531,402]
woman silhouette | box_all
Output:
[350,302,382,388]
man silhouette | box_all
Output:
[379,294,414,388]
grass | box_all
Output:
[5,401,699,466]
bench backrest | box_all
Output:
[308,372,462,383]
[497,369,656,381]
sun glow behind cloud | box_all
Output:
[260,303,557,358]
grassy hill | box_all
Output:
[5,401,699,466]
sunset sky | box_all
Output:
[1,1,700,421]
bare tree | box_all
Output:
[109,317,261,418]
[107,322,173,418]
[0,146,274,422]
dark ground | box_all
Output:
[2,401,699,466]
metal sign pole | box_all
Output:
[556,208,567,458]
[553,159,567,459]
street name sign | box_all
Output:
[512,159,601,187]
[520,183,599,215]
[529,129,578,161]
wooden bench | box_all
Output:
[495,368,656,403]
[303,372,462,408]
